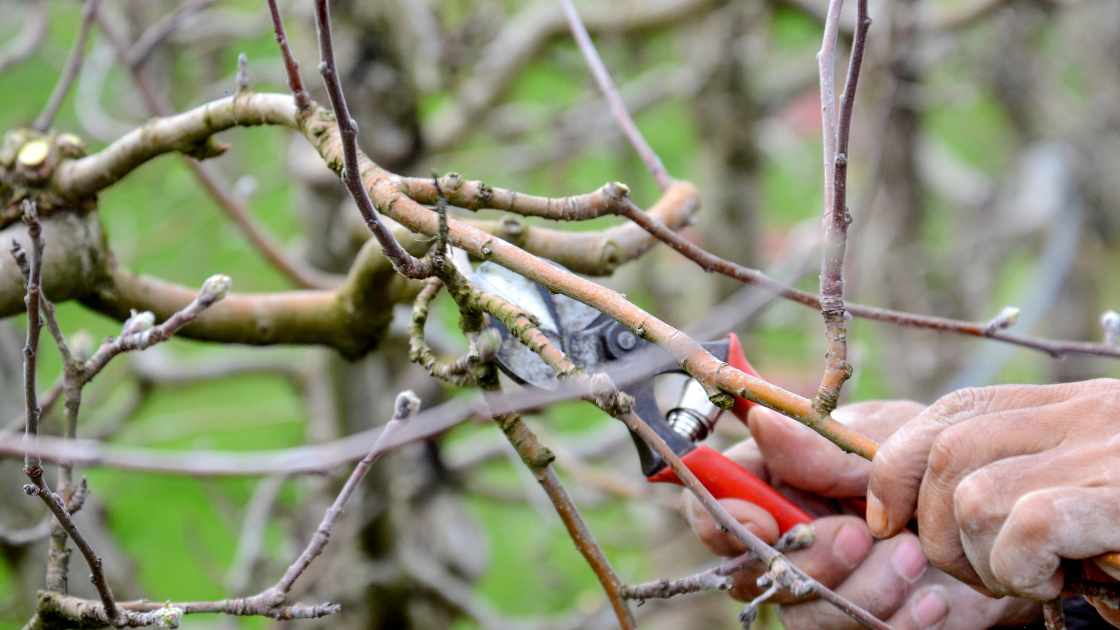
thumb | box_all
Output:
[749,406,872,498]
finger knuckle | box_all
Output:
[926,424,969,485]
[929,387,989,422]
[953,469,1005,536]
[1003,491,1059,549]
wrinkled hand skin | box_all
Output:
[867,379,1120,626]
[685,402,1038,629]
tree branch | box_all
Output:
[13,200,119,626]
[425,0,717,152]
[559,0,671,190]
[311,0,431,279]
[265,0,310,112]
[812,0,870,415]
[33,0,102,132]
[92,11,334,290]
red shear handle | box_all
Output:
[726,333,760,424]
[648,445,812,534]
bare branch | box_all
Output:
[618,410,888,629]
[398,174,632,220]
[275,390,418,593]
[36,590,337,627]
[559,0,671,190]
[425,0,714,152]
[812,0,870,414]
[622,570,732,601]
[33,0,103,132]
[266,0,311,111]
[311,0,432,279]
[24,467,120,624]
[469,280,886,628]
[92,12,335,290]
[12,201,44,472]
[409,277,498,386]
[444,278,636,629]
[82,275,232,382]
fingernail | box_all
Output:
[911,589,949,627]
[866,491,888,537]
[832,524,873,569]
[891,538,928,583]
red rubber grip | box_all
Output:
[649,445,812,534]
[726,333,760,425]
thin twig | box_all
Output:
[36,590,336,626]
[493,411,637,630]
[419,247,637,628]
[14,201,119,625]
[409,278,496,386]
[812,0,870,414]
[33,0,103,132]
[24,467,120,624]
[38,392,420,628]
[612,199,1120,359]
[311,0,432,279]
[559,0,671,191]
[622,571,732,601]
[266,0,310,111]
[13,201,43,473]
[274,391,418,593]
[82,275,232,382]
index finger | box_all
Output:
[749,401,924,499]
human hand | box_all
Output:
[867,379,1120,625]
[685,402,1036,628]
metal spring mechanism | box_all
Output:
[666,378,724,442]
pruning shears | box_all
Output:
[472,261,812,534]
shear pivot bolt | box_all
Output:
[617,330,638,350]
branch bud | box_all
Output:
[199,274,232,304]
[983,306,1020,335]
[1102,310,1120,347]
[394,390,421,421]
[236,52,250,92]
[122,310,156,336]
[153,604,184,628]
